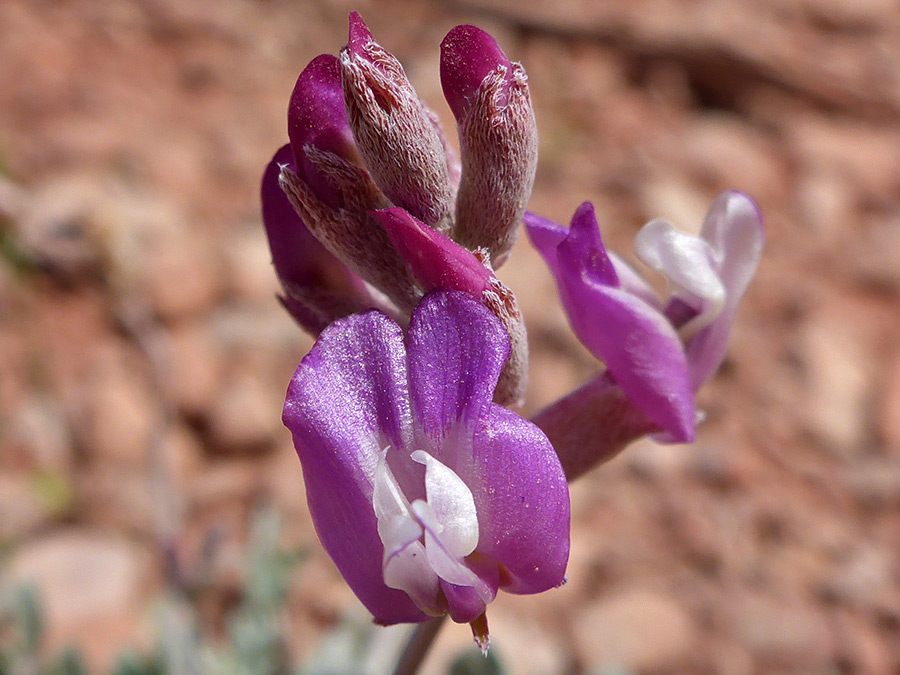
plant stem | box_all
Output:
[391,615,447,675]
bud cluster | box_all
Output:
[262,13,535,405]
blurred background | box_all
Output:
[1,0,899,673]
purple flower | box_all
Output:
[282,290,569,629]
[525,191,764,477]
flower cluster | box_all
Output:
[261,13,763,643]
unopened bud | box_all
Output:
[441,25,537,266]
[281,54,421,312]
[261,145,392,334]
[373,207,528,405]
[279,163,420,312]
[340,13,453,229]
[287,54,359,207]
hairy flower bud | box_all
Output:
[340,13,453,229]
[283,54,420,312]
[441,26,537,266]
[261,145,392,334]
[373,207,529,406]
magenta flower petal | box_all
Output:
[287,54,359,207]
[262,145,317,288]
[441,578,496,624]
[525,208,660,307]
[440,25,511,120]
[471,405,570,593]
[406,292,568,599]
[406,291,508,448]
[261,145,379,334]
[523,210,567,278]
[526,208,693,438]
[377,207,529,407]
[553,204,695,441]
[556,271,695,441]
[557,203,619,286]
[685,191,764,388]
[283,310,425,624]
[557,205,692,433]
[372,207,492,298]
[284,291,569,626]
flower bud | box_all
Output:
[278,164,420,312]
[372,207,528,406]
[261,145,391,334]
[287,54,359,207]
[340,13,453,229]
[440,26,537,266]
[282,55,421,312]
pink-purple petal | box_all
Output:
[470,405,569,594]
[555,211,695,440]
[525,208,661,308]
[406,291,509,450]
[283,311,425,624]
[558,274,695,441]
[372,207,493,297]
[558,202,619,287]
[441,578,495,624]
[288,54,358,207]
[440,24,511,121]
[523,210,567,277]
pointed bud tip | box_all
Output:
[289,54,341,116]
[347,12,375,56]
[440,25,510,120]
[572,201,596,223]
[562,201,618,287]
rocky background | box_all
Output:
[1,0,899,673]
